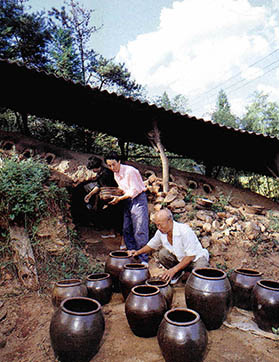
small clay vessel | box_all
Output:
[105,250,136,292]
[146,277,173,309]
[157,308,208,362]
[230,268,262,310]
[49,297,105,362]
[52,279,87,309]
[252,279,279,332]
[185,267,232,330]
[85,273,113,305]
[125,285,167,337]
[119,263,150,300]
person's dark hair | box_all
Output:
[87,156,102,170]
[104,151,121,163]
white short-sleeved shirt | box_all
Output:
[148,221,209,262]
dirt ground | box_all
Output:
[1,228,279,362]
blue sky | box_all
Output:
[27,0,279,119]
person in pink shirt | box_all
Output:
[105,152,149,264]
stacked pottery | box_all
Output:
[51,279,87,309]
[185,267,232,330]
[146,278,173,309]
[49,297,105,362]
[125,285,167,337]
[157,308,208,362]
[119,263,150,300]
[105,250,136,292]
[252,279,279,332]
[85,273,113,305]
[230,268,262,310]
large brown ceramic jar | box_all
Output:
[252,279,279,332]
[125,285,167,337]
[230,268,262,310]
[185,267,232,330]
[146,277,174,309]
[157,308,208,362]
[49,297,105,362]
[104,250,136,292]
[51,279,87,309]
[85,273,113,305]
[119,263,150,300]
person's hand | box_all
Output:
[160,268,176,282]
[127,250,137,257]
[108,196,120,205]
[84,194,91,203]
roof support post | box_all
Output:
[148,119,169,193]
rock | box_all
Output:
[225,216,237,226]
[202,223,212,233]
[164,187,179,203]
[169,198,186,211]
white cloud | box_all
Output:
[116,0,279,116]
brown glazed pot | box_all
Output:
[157,308,208,362]
[49,297,105,362]
[125,285,167,337]
[252,279,279,332]
[146,278,174,309]
[51,279,87,309]
[119,263,150,300]
[230,268,262,310]
[85,273,113,305]
[185,268,232,330]
[104,250,136,292]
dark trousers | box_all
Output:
[123,192,149,263]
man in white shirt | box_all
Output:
[129,208,209,284]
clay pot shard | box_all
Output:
[157,308,208,362]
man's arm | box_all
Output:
[128,245,154,257]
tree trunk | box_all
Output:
[149,120,169,193]
[9,225,39,291]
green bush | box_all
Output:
[0,155,68,226]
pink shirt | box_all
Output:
[114,164,146,199]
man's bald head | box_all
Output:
[154,208,173,234]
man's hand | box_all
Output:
[108,196,120,205]
[84,194,91,203]
[160,268,177,282]
[127,250,138,257]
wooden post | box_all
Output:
[148,120,169,193]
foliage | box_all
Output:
[0,155,68,226]
[211,89,238,128]
[154,91,191,114]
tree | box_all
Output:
[49,0,99,85]
[155,92,191,114]
[211,89,237,128]
[0,0,51,68]
[241,91,279,137]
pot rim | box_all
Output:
[257,279,279,291]
[86,272,111,281]
[164,308,200,326]
[234,268,262,276]
[192,267,227,280]
[123,263,147,270]
[61,297,102,316]
[145,278,170,288]
[131,284,160,296]
[109,250,130,258]
[55,278,82,287]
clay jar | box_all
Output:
[157,308,208,362]
[252,279,279,332]
[49,297,105,362]
[52,279,87,309]
[185,267,232,330]
[119,263,150,300]
[146,278,173,309]
[105,250,136,292]
[125,285,167,337]
[230,268,262,310]
[85,273,113,305]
